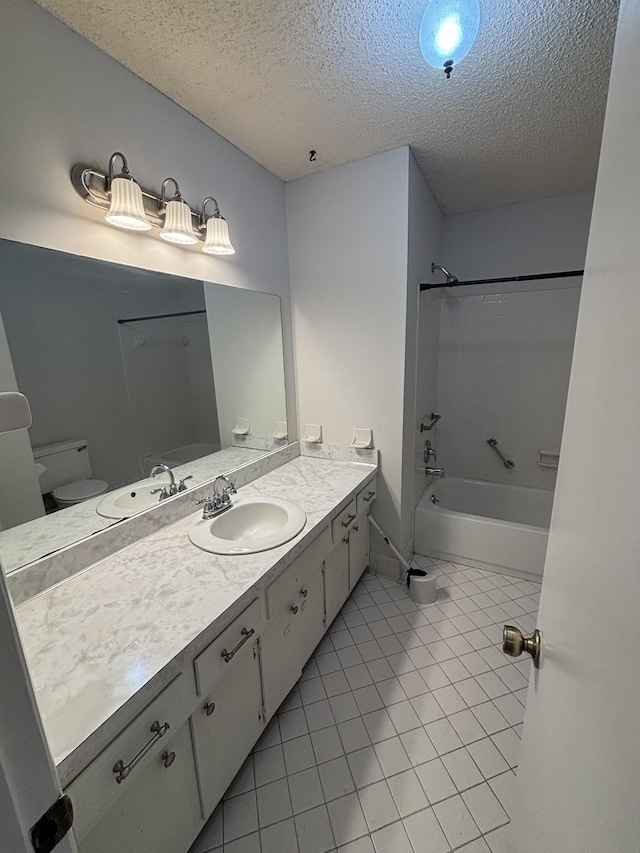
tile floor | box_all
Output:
[189,557,541,853]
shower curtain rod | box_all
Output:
[419,269,584,291]
[118,309,206,325]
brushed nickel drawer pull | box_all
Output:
[341,513,356,527]
[220,627,255,663]
[161,751,176,768]
[204,701,216,716]
[364,491,375,502]
[112,720,170,783]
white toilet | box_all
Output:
[32,439,109,508]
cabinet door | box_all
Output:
[324,539,350,626]
[192,639,264,816]
[261,601,303,719]
[349,516,369,590]
[298,563,326,662]
[79,721,202,853]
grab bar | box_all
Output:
[487,437,515,469]
[420,413,441,432]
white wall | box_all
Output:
[434,284,581,489]
[205,286,287,447]
[418,191,594,493]
[404,155,443,553]
[287,148,410,553]
[0,0,295,437]
[287,147,442,567]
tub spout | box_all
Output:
[426,467,446,478]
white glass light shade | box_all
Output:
[202,215,235,255]
[105,177,152,231]
[160,199,198,245]
[419,0,480,70]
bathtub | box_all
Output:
[414,477,553,580]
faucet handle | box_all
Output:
[178,476,193,492]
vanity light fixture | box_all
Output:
[200,197,236,255]
[70,153,237,257]
[159,178,198,245]
[419,0,480,78]
[104,152,152,231]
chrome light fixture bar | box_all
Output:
[71,153,236,255]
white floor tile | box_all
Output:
[329,692,361,723]
[280,707,310,741]
[300,678,328,705]
[432,684,467,716]
[441,748,484,792]
[448,709,487,745]
[433,794,481,848]
[484,823,512,852]
[425,718,465,755]
[415,758,457,804]
[386,769,430,818]
[289,766,325,815]
[488,770,517,817]
[327,793,369,846]
[353,685,385,715]
[224,831,261,852]
[362,709,397,744]
[358,780,400,831]
[260,817,298,853]
[387,699,422,734]
[467,738,510,780]
[376,677,409,706]
[318,756,356,801]
[403,806,450,853]
[491,729,521,769]
[256,778,292,827]
[223,791,259,842]
[295,804,336,853]
[253,745,285,787]
[305,699,336,732]
[411,693,446,725]
[371,820,413,853]
[347,746,385,789]
[373,736,412,777]
[462,783,509,833]
[399,727,438,766]
[470,702,510,736]
[458,838,491,852]
[493,694,526,726]
[338,837,376,853]
[283,735,317,774]
[311,725,345,764]
[339,717,372,753]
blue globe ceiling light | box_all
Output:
[419,0,480,78]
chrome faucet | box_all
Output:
[425,467,446,478]
[197,475,237,519]
[150,463,177,499]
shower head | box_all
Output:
[431,263,458,284]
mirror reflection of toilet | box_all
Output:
[32,439,108,508]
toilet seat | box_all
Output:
[53,478,109,506]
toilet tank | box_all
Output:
[32,439,92,494]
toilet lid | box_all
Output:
[53,479,109,502]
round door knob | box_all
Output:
[161,751,176,768]
[503,624,541,669]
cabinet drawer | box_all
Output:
[265,527,331,618]
[331,499,357,543]
[67,674,191,840]
[357,479,377,516]
[194,598,262,696]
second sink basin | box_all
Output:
[189,496,306,555]
[96,481,163,519]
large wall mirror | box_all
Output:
[0,240,289,573]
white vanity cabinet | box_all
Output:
[78,720,202,853]
[324,534,350,625]
[261,528,331,718]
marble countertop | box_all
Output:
[15,454,376,784]
[0,446,267,574]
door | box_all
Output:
[78,722,201,853]
[325,539,349,625]
[348,516,369,590]
[510,2,639,849]
[0,395,77,853]
[192,639,264,815]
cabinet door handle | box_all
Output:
[220,627,255,663]
[343,535,350,544]
[300,588,308,598]
[364,491,375,502]
[341,513,356,527]
[161,751,176,769]
[290,605,299,614]
[204,701,216,716]
[112,720,170,784]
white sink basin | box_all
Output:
[96,481,164,519]
[188,496,306,555]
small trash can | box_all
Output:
[407,568,438,605]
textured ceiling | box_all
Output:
[35,0,619,213]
